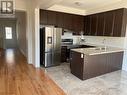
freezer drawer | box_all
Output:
[44,52,61,67]
[53,52,61,66]
[44,52,53,67]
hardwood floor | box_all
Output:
[0,49,66,95]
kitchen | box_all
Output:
[1,0,127,95]
[40,5,127,81]
[37,0,127,94]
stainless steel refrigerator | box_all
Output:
[40,26,62,67]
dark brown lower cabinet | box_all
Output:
[61,46,67,62]
[70,51,123,80]
[70,51,84,79]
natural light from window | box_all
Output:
[5,27,12,39]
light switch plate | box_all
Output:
[81,54,84,58]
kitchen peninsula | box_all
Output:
[70,47,124,80]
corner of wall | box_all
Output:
[34,8,40,68]
[122,28,127,71]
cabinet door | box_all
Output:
[97,13,105,36]
[104,11,114,36]
[122,9,127,37]
[113,9,124,37]
[90,14,98,36]
[72,15,84,35]
[40,10,48,25]
[61,46,67,62]
[63,13,73,30]
[84,16,91,35]
[56,12,64,28]
[47,11,56,25]
[70,51,84,80]
[78,16,84,32]
[84,16,88,35]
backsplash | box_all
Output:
[83,36,126,49]
[62,32,126,49]
[61,32,80,45]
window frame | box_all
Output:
[5,27,13,39]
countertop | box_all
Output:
[71,47,124,55]
[61,44,94,49]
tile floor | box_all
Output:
[42,63,127,95]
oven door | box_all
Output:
[61,39,73,45]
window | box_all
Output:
[5,27,12,39]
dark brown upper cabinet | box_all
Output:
[103,11,114,36]
[40,9,84,35]
[113,9,123,37]
[97,13,105,36]
[56,12,64,28]
[47,11,57,25]
[63,13,73,30]
[84,8,127,37]
[84,16,88,35]
[72,15,84,35]
[90,14,98,36]
[40,8,127,37]
[113,9,127,37]
[84,16,91,35]
[40,10,48,25]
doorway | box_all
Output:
[0,19,17,49]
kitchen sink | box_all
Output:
[94,47,107,51]
[79,45,95,48]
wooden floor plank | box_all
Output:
[0,49,66,95]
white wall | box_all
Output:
[34,8,40,67]
[26,1,35,64]
[14,0,33,64]
[25,0,40,67]
[6,0,40,66]
[15,0,27,11]
[16,11,27,57]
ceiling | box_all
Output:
[39,0,123,15]
[56,0,122,10]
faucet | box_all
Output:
[102,38,107,50]
[102,38,106,44]
[80,38,86,44]
[79,35,86,44]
